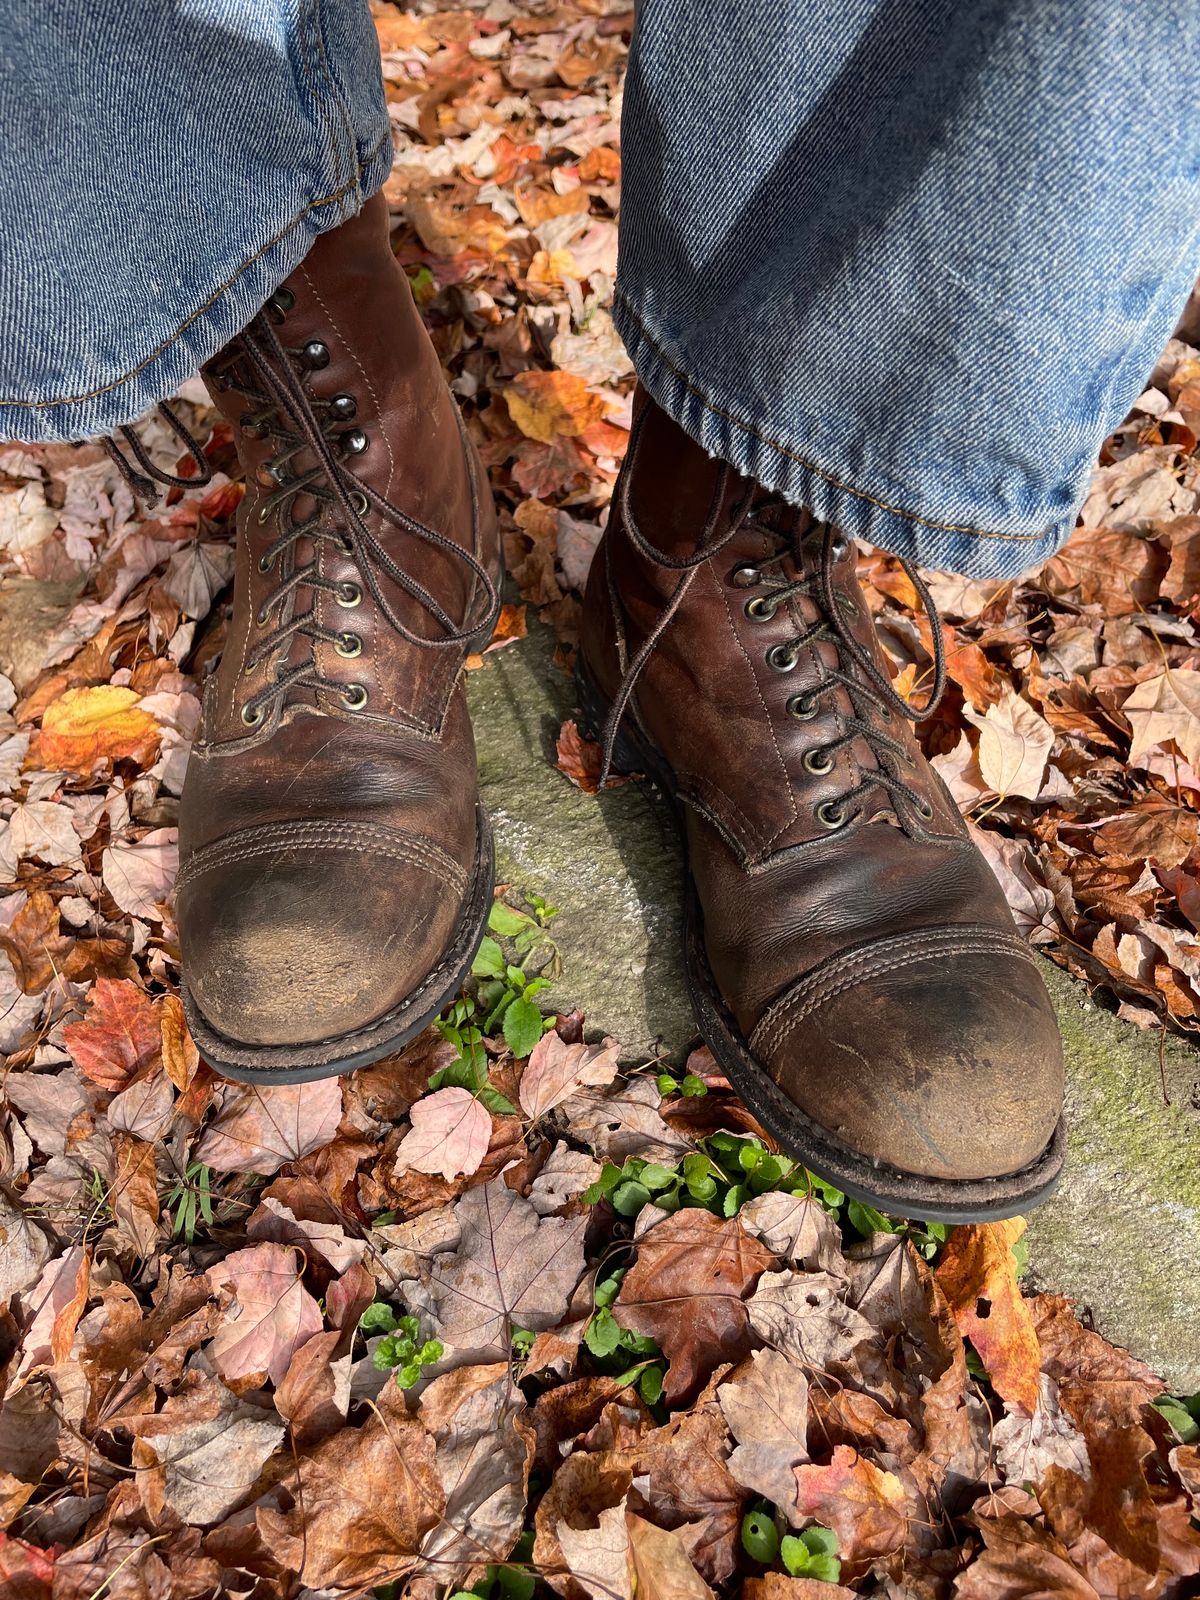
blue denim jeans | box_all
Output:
[2,1,1198,580]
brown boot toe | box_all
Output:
[179,817,487,1076]
[749,934,1064,1185]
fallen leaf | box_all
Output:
[428,1179,588,1362]
[718,1349,810,1509]
[393,1086,492,1181]
[963,686,1054,800]
[39,685,160,774]
[1124,668,1200,768]
[791,1446,907,1574]
[519,1032,621,1118]
[627,1513,714,1600]
[615,1211,775,1404]
[206,1242,323,1387]
[194,1077,342,1174]
[506,370,607,444]
[62,977,161,1090]
[101,827,178,917]
[935,1219,1041,1416]
[110,1134,161,1256]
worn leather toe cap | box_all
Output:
[750,932,1064,1183]
[177,819,468,1051]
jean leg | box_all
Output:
[0,0,392,442]
[615,0,1200,578]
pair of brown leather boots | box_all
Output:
[177,196,1064,1223]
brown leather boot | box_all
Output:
[176,194,500,1083]
[578,394,1064,1221]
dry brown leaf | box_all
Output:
[1123,667,1200,768]
[519,1032,621,1119]
[206,1241,323,1387]
[194,1077,342,1174]
[62,977,161,1090]
[717,1348,810,1510]
[393,1085,492,1182]
[615,1211,775,1405]
[963,686,1054,799]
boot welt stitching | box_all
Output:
[177,821,467,896]
[750,928,1037,1058]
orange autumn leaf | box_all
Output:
[791,1446,908,1572]
[160,993,200,1091]
[505,371,607,444]
[40,685,160,775]
[555,718,630,794]
[935,1218,1041,1416]
[62,977,162,1091]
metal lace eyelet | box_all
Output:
[730,563,761,589]
[301,339,330,369]
[334,531,353,556]
[256,503,274,526]
[745,595,777,621]
[328,393,357,421]
[830,533,851,561]
[816,799,846,829]
[787,692,820,720]
[255,463,282,488]
[336,581,362,609]
[268,286,294,317]
[766,643,799,673]
[240,417,266,439]
[341,683,368,711]
[257,551,276,573]
[334,631,362,659]
[913,795,934,820]
[803,747,835,775]
[348,489,369,517]
[241,703,264,727]
[255,606,270,628]
[836,593,859,616]
[341,428,368,457]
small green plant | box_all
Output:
[166,1162,215,1244]
[463,897,560,1065]
[781,1524,841,1583]
[360,1303,443,1388]
[582,1267,667,1405]
[510,1327,536,1360]
[655,1069,708,1098]
[1154,1390,1200,1444]
[741,1507,780,1563]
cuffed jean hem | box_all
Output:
[612,287,1071,583]
[0,133,392,446]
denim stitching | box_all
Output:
[0,137,390,412]
[615,286,1045,545]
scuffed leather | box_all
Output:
[580,393,1063,1182]
[177,195,499,1055]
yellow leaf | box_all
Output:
[40,686,160,775]
[505,371,606,443]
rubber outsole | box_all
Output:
[574,659,1065,1224]
[181,805,495,1085]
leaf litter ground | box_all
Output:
[2,2,1200,1596]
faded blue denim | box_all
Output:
[2,1,1200,580]
[616,0,1200,578]
[0,0,392,445]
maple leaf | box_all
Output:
[428,1179,588,1362]
[206,1241,323,1387]
[39,685,160,775]
[506,370,607,444]
[0,888,74,993]
[0,1193,53,1303]
[160,993,199,1090]
[393,1086,492,1181]
[273,1329,349,1447]
[963,686,1054,800]
[161,539,235,619]
[62,977,161,1090]
[111,1134,161,1256]
[534,1449,634,1600]
[519,1032,621,1118]
[615,1211,776,1404]
[627,1514,715,1600]
[935,1218,1041,1416]
[1123,668,1200,768]
[194,1077,342,1174]
[3,799,82,868]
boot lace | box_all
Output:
[203,293,498,727]
[600,409,946,833]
